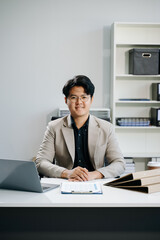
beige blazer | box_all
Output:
[36,115,125,178]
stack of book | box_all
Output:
[116,118,150,127]
[122,158,135,176]
[105,169,160,194]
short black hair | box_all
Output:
[62,75,95,98]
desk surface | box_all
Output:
[0,178,160,207]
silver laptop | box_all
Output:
[0,159,59,193]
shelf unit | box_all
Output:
[111,22,160,159]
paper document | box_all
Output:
[61,182,103,194]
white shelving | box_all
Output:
[111,22,160,159]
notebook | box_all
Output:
[61,182,102,194]
[0,159,59,193]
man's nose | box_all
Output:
[76,97,83,103]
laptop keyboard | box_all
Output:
[41,183,59,192]
[42,186,51,191]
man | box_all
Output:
[36,75,125,181]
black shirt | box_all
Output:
[71,116,94,171]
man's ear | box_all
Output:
[91,96,94,104]
[64,97,67,104]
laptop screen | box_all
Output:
[0,159,46,192]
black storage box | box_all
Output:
[129,48,159,75]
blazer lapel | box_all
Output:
[62,115,75,162]
[88,115,100,168]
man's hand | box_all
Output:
[61,167,104,181]
[87,171,104,181]
[61,167,89,181]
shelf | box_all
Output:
[116,74,160,79]
[116,43,160,47]
[123,152,160,158]
[111,22,160,161]
[115,126,159,129]
[115,22,160,27]
[115,100,160,104]
[114,22,160,45]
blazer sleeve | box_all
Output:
[36,122,66,178]
[97,123,125,178]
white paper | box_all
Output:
[61,182,102,194]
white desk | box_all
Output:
[0,178,160,240]
[0,178,160,207]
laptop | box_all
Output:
[0,159,59,193]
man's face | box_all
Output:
[65,86,93,119]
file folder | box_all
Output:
[152,83,160,101]
[151,108,160,126]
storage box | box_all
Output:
[129,48,159,75]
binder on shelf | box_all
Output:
[151,108,160,127]
[116,118,150,127]
[152,83,160,101]
[104,169,160,194]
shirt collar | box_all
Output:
[71,115,90,129]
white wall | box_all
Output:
[0,0,160,160]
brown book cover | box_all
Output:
[116,183,160,194]
[104,169,160,194]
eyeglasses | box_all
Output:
[68,95,90,103]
